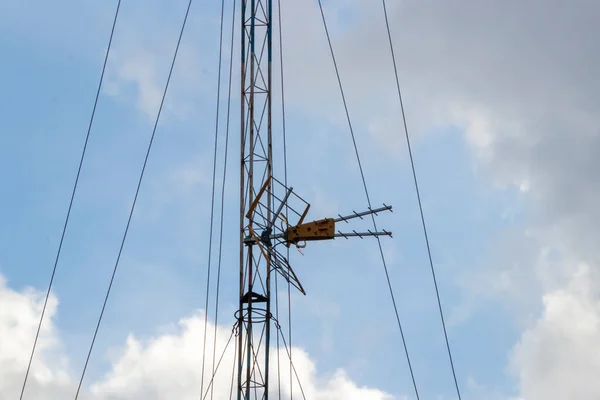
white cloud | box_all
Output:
[110,50,164,119]
[0,276,72,399]
[102,3,222,123]
[1,274,401,399]
[511,263,600,399]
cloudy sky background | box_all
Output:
[1,0,599,399]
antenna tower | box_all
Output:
[235,1,392,398]
[236,0,274,398]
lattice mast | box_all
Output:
[235,1,393,399]
[237,0,273,398]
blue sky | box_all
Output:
[0,1,539,399]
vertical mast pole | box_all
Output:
[264,0,274,395]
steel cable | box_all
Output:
[316,1,421,398]
[73,1,196,396]
[20,1,122,398]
